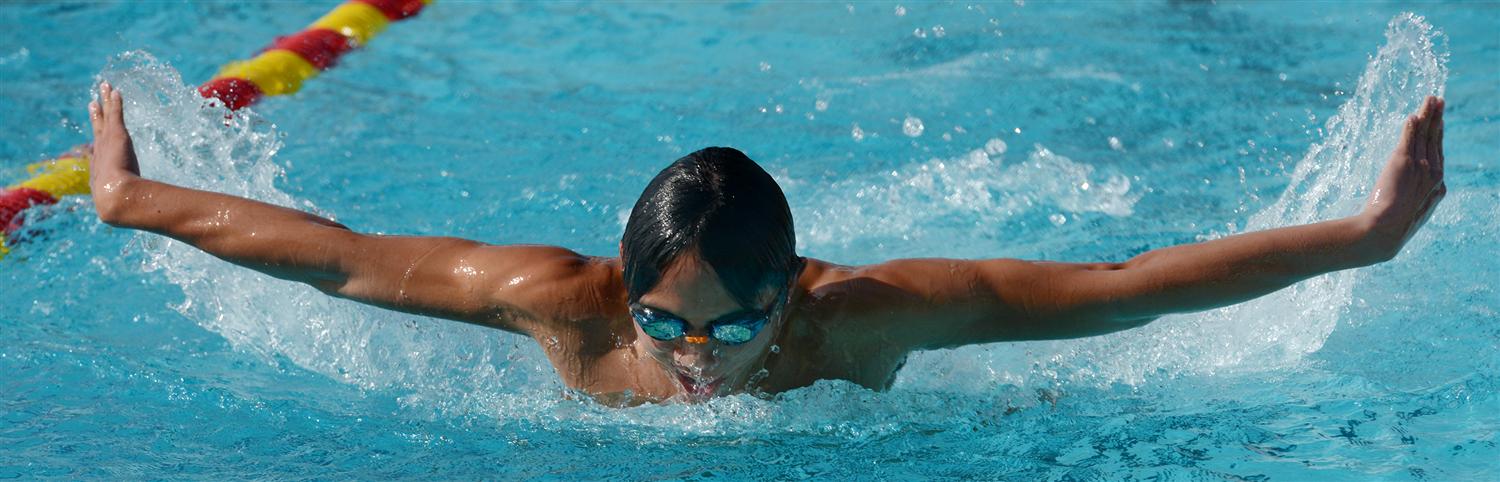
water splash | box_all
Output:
[898,12,1448,389]
[798,139,1137,257]
[100,52,558,417]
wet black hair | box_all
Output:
[622,147,802,308]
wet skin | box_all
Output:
[87,83,1447,404]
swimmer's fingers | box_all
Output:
[1413,96,1435,163]
[1428,100,1446,211]
[101,82,125,128]
[1412,181,1445,236]
[1397,113,1416,149]
[1420,96,1436,162]
[1414,101,1446,231]
[1417,97,1443,200]
[1431,97,1444,182]
[87,81,140,179]
[88,99,102,137]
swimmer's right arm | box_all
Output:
[85,83,609,336]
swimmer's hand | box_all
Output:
[86,81,141,219]
[1358,95,1446,260]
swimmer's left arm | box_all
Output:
[868,217,1382,347]
[839,96,1446,351]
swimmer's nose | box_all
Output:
[674,337,717,372]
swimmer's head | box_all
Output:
[622,147,800,307]
[621,147,803,397]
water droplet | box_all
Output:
[814,99,829,112]
[758,61,771,72]
[932,25,946,38]
[1108,137,1124,151]
[770,344,780,354]
[913,28,928,39]
[851,124,866,142]
[902,116,925,137]
[894,5,906,16]
[984,138,1007,155]
[1049,213,1067,226]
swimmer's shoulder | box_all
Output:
[794,257,915,318]
[793,256,1000,344]
[467,245,627,340]
[789,257,908,341]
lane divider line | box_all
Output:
[2,0,433,261]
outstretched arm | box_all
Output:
[821,97,1446,350]
[87,82,606,335]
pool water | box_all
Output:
[3,1,1498,479]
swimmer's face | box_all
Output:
[634,255,785,400]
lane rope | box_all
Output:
[1,0,432,260]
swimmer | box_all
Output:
[85,82,1447,404]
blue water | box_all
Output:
[3,1,1498,479]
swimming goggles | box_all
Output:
[629,291,786,345]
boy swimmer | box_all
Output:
[86,82,1447,404]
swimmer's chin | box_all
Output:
[568,378,730,407]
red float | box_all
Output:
[0,188,59,234]
[268,29,353,70]
[198,77,264,111]
[355,0,429,20]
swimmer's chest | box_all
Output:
[560,332,908,404]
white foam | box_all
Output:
[797,141,1137,257]
[895,12,1448,390]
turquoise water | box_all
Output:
[3,1,1498,479]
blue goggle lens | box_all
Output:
[711,323,758,345]
[631,308,768,345]
[633,311,685,341]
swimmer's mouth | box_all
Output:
[675,372,723,399]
